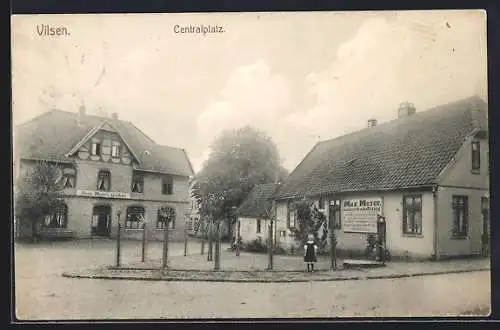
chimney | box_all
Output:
[398,102,416,118]
[111,112,118,120]
[367,118,378,128]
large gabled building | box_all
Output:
[274,96,490,260]
[14,107,194,241]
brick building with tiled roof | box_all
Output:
[273,96,489,259]
[14,107,194,241]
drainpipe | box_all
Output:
[432,185,440,261]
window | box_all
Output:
[329,199,342,229]
[157,207,176,230]
[256,219,261,233]
[91,142,101,156]
[162,176,174,195]
[318,197,325,210]
[452,196,469,238]
[125,206,145,229]
[61,166,76,188]
[472,141,480,172]
[111,144,121,158]
[97,170,111,191]
[287,201,296,228]
[131,173,144,193]
[402,195,422,235]
[43,203,68,229]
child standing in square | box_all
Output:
[304,234,318,272]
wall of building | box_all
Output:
[236,217,268,244]
[276,191,436,259]
[435,186,485,258]
[64,196,189,241]
[438,135,489,189]
[435,134,489,258]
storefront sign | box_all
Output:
[76,189,131,199]
[342,198,383,233]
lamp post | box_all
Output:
[140,215,147,263]
[116,210,122,267]
[162,210,169,269]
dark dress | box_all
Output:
[304,241,317,263]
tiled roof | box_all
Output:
[238,183,278,218]
[15,109,194,177]
[275,96,488,200]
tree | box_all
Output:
[289,198,329,252]
[192,126,288,239]
[192,126,288,271]
[14,161,66,241]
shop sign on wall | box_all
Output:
[76,190,131,199]
[342,198,383,233]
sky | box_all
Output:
[11,11,487,173]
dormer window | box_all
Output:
[97,169,111,191]
[472,141,480,172]
[111,142,121,158]
[91,142,101,156]
[162,176,174,195]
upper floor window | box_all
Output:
[111,143,121,158]
[132,173,144,193]
[402,195,422,235]
[162,176,174,195]
[287,201,296,228]
[472,141,480,172]
[452,196,468,238]
[157,206,176,230]
[97,169,111,191]
[62,166,76,188]
[91,141,101,156]
[43,203,68,229]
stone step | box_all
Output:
[343,259,385,269]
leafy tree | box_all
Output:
[14,161,66,241]
[193,126,288,238]
[289,198,328,251]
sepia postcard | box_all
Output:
[11,10,490,320]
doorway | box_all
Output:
[92,205,112,237]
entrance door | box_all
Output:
[92,205,111,237]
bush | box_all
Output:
[243,238,267,253]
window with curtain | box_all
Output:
[62,166,76,188]
[452,196,468,238]
[157,206,176,230]
[472,141,480,172]
[329,199,342,229]
[43,203,68,229]
[402,195,422,235]
[131,173,144,193]
[126,206,145,229]
[97,169,111,191]
[162,176,174,195]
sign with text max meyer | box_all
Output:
[76,190,131,199]
[342,198,383,234]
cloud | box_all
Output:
[286,14,487,138]
[194,60,291,169]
